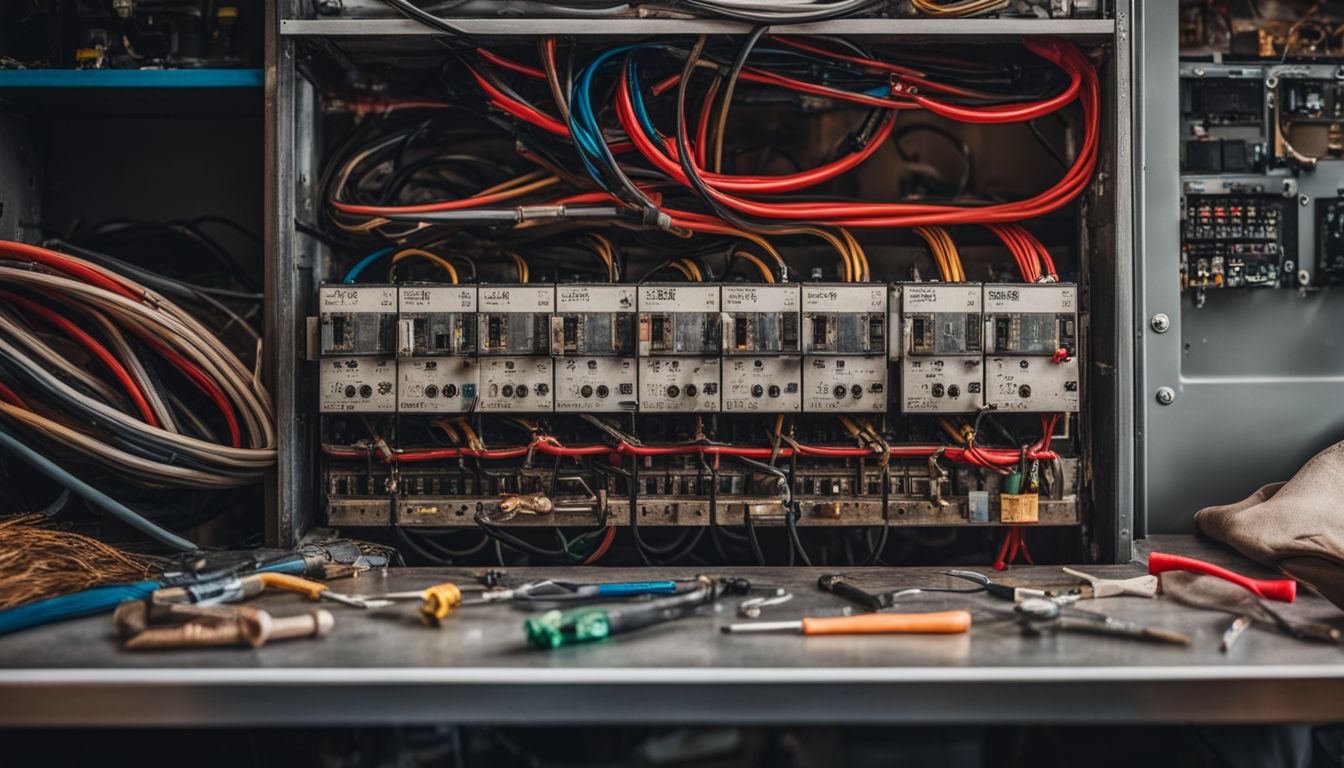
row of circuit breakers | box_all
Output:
[312,282,1079,415]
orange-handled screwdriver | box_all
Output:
[722,609,972,636]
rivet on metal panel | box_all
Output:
[1150,313,1170,333]
[1155,387,1176,406]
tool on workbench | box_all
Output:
[1148,552,1296,603]
[1220,615,1253,652]
[1159,571,1340,647]
[723,610,972,636]
[152,572,392,610]
[1013,598,1190,645]
[944,570,1083,602]
[0,539,376,636]
[524,576,750,650]
[738,589,793,619]
[1061,567,1159,599]
[816,574,982,612]
[119,603,334,651]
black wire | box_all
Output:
[473,512,569,559]
[677,0,887,24]
[742,503,766,565]
[377,0,474,37]
[1027,117,1069,169]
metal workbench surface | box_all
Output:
[1,535,1341,726]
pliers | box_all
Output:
[944,570,1082,602]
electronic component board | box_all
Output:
[801,284,887,413]
[637,284,722,413]
[552,284,638,412]
[721,284,801,412]
[1179,182,1297,302]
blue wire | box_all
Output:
[0,425,195,551]
[0,582,161,636]
[343,247,397,284]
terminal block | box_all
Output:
[721,284,801,412]
[477,285,554,412]
[552,284,637,412]
[801,284,887,412]
[983,284,1079,412]
[897,283,984,414]
[638,284,721,412]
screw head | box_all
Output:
[1150,313,1171,333]
[1156,387,1176,406]
[1301,194,1311,206]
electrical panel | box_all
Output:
[317,285,397,413]
[984,284,1079,413]
[638,284,721,413]
[801,284,887,413]
[397,284,478,414]
[476,285,554,412]
[552,284,638,412]
[897,284,985,414]
[721,284,801,413]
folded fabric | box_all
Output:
[1159,571,1340,644]
[1195,441,1344,610]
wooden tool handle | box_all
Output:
[257,572,329,601]
[800,610,972,636]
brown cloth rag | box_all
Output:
[1160,572,1341,644]
[1195,440,1344,611]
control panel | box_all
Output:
[897,283,984,413]
[801,284,887,413]
[638,284,721,412]
[984,284,1079,413]
[397,284,477,413]
[476,285,554,412]
[552,284,638,412]
[721,284,801,412]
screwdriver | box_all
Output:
[722,610,972,636]
[152,572,392,610]
[525,576,749,649]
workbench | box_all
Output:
[1,535,1341,726]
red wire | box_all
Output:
[133,332,242,449]
[613,39,1098,228]
[0,290,160,428]
[476,48,547,80]
[0,380,27,408]
[0,240,138,301]
[582,526,618,565]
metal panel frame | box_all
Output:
[268,6,1136,561]
[1135,3,1344,534]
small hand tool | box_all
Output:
[816,574,981,612]
[123,606,334,651]
[1220,615,1253,652]
[1061,567,1158,599]
[1014,598,1190,645]
[525,576,749,650]
[945,570,1082,602]
[1148,552,1296,603]
[738,590,793,619]
[722,609,972,636]
[153,572,393,610]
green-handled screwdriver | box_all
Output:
[524,575,749,650]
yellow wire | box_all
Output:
[839,228,869,282]
[681,258,704,282]
[732,251,775,283]
[475,169,552,196]
[669,261,695,281]
[581,234,616,282]
[508,253,530,283]
[391,249,459,284]
[795,227,854,283]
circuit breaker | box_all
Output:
[983,284,1079,412]
[800,284,886,413]
[1181,188,1295,295]
[396,284,478,414]
[720,284,801,412]
[897,283,984,413]
[638,284,721,412]
[317,285,397,413]
[551,284,637,412]
[476,284,554,412]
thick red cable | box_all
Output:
[0,290,160,428]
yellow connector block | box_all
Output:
[1000,493,1040,524]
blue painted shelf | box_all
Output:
[0,69,262,89]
